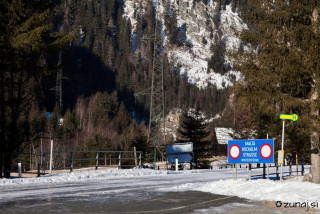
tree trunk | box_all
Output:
[311,137,320,183]
[4,155,11,178]
[311,90,320,183]
[0,69,4,178]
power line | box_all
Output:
[64,66,107,77]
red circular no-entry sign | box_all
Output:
[260,143,272,159]
[229,144,241,159]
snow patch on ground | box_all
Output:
[159,177,320,205]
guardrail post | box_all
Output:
[248,164,251,180]
[301,159,304,176]
[42,152,46,174]
[139,152,142,169]
[95,152,99,170]
[263,164,266,179]
[70,152,74,173]
[276,163,279,180]
[118,152,121,169]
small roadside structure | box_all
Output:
[166,142,194,170]
[214,128,234,156]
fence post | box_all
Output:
[289,159,292,176]
[175,157,178,172]
[49,140,53,176]
[118,152,121,169]
[42,152,46,174]
[139,152,142,169]
[70,152,74,173]
[263,164,266,179]
[134,147,137,166]
[18,162,21,178]
[301,159,304,176]
[95,152,99,170]
[37,163,40,177]
[276,163,279,180]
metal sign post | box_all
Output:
[267,134,269,179]
[281,120,285,182]
[279,114,298,181]
[232,164,234,179]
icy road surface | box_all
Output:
[0,165,318,213]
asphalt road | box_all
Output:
[0,170,289,213]
[0,188,278,214]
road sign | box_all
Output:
[278,150,284,164]
[168,154,193,163]
[279,114,298,121]
[166,143,194,163]
[229,144,240,159]
[228,139,274,164]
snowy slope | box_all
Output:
[123,0,247,90]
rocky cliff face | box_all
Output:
[49,0,247,123]
[123,0,247,89]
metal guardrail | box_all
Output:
[41,151,143,174]
[250,158,305,179]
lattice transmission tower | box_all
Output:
[51,51,66,115]
[134,7,166,150]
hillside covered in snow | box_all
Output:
[123,0,247,89]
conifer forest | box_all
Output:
[1,0,320,183]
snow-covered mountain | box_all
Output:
[123,0,247,89]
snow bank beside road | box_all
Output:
[0,168,220,186]
[0,169,168,186]
[160,176,320,205]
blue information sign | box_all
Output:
[228,139,274,164]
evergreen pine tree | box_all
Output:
[63,109,78,139]
[231,0,320,183]
[176,108,211,164]
[0,0,72,178]
[114,102,131,134]
[50,103,62,132]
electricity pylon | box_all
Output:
[51,51,67,115]
[134,10,166,156]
